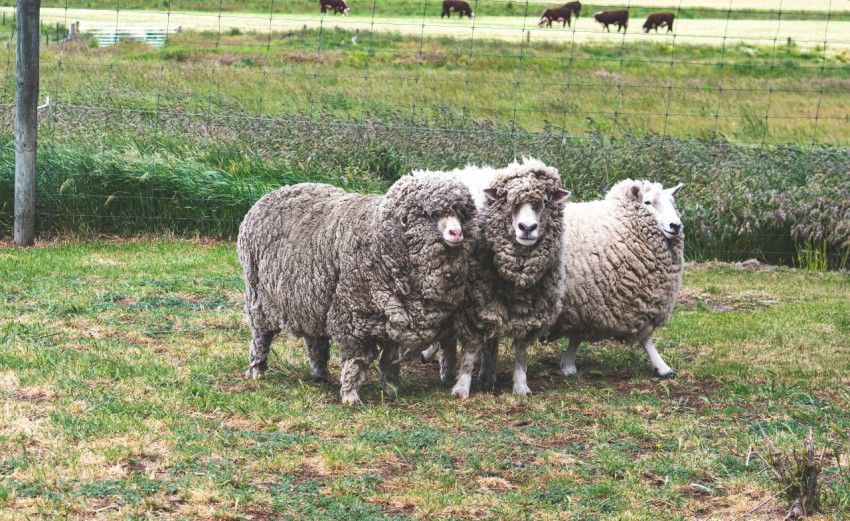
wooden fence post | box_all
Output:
[14,0,40,246]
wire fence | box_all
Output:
[0,1,848,267]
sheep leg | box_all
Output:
[451,337,483,399]
[339,345,376,405]
[477,338,499,388]
[640,336,675,378]
[305,337,332,383]
[512,338,532,396]
[420,344,440,363]
[439,337,457,383]
[378,345,401,399]
[560,338,581,376]
[245,329,277,379]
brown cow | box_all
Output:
[562,1,582,18]
[320,0,349,16]
[593,9,629,32]
[643,12,675,33]
[539,7,573,28]
[441,0,474,19]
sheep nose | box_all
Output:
[448,228,463,240]
[669,223,681,233]
[518,222,538,234]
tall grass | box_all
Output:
[1,129,849,269]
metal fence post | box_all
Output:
[14,0,40,246]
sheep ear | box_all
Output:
[552,189,570,206]
[667,183,684,198]
[398,214,408,228]
[628,184,642,201]
[483,188,500,202]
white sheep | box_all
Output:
[546,179,685,378]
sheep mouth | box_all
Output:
[443,236,464,247]
[516,236,538,246]
[662,228,682,239]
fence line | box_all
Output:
[0,1,848,267]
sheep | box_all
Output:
[320,0,350,16]
[415,158,570,398]
[593,9,629,32]
[548,179,685,378]
[643,12,675,33]
[237,175,479,404]
[441,0,474,19]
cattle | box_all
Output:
[539,7,573,28]
[441,0,474,19]
[562,1,582,18]
[643,12,675,33]
[320,0,349,16]
[593,9,629,32]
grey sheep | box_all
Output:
[416,158,570,398]
[549,179,684,378]
[237,176,479,404]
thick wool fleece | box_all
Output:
[237,175,478,402]
[551,179,684,344]
[419,158,567,397]
[459,160,566,343]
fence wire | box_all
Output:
[0,1,848,267]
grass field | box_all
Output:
[1,240,849,519]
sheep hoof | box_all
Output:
[561,366,578,377]
[513,385,532,396]
[451,388,469,400]
[440,371,457,384]
[655,369,676,379]
[340,391,362,405]
[312,371,332,384]
[245,367,266,380]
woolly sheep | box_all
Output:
[237,176,479,404]
[415,158,570,398]
[548,179,684,378]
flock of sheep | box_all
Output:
[237,158,685,403]
[318,0,676,34]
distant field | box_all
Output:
[14,7,850,50]
[19,0,850,18]
[0,240,848,519]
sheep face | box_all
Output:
[484,182,569,247]
[637,182,684,240]
[538,17,549,28]
[438,215,464,247]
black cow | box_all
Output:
[643,12,675,33]
[441,0,474,19]
[593,9,629,32]
[562,1,582,18]
[539,7,573,28]
[319,0,350,16]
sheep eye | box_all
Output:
[644,201,651,205]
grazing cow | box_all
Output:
[563,1,582,18]
[441,0,474,19]
[643,12,675,33]
[539,7,573,28]
[593,9,629,32]
[320,0,350,16]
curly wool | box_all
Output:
[237,174,478,396]
[550,179,684,344]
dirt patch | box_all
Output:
[284,51,341,65]
[677,288,779,312]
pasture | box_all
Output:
[1,1,850,519]
[0,240,849,519]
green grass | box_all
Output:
[18,28,850,146]
[0,240,849,519]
